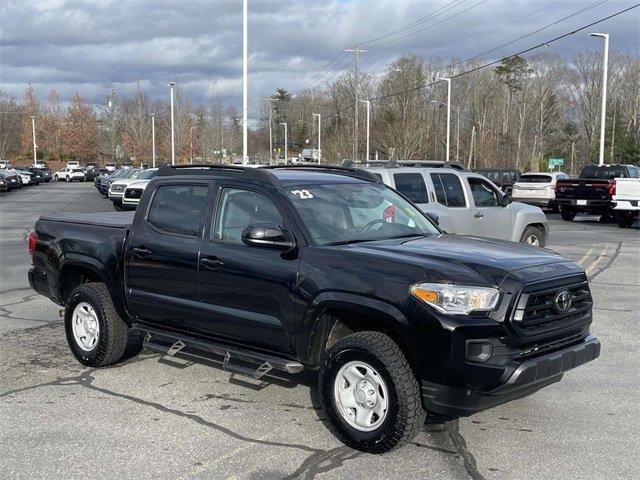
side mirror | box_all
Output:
[500,194,513,207]
[425,212,439,225]
[241,224,295,250]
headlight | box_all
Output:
[411,283,499,315]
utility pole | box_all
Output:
[151,113,156,168]
[109,89,116,163]
[610,101,616,161]
[590,32,609,166]
[242,0,248,164]
[269,101,274,164]
[280,123,288,164]
[438,77,452,163]
[345,47,366,161]
[467,125,476,170]
[169,82,176,165]
[313,113,321,164]
[30,115,37,165]
[570,140,575,176]
[361,100,370,162]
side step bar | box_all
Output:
[133,324,304,380]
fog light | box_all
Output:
[466,340,492,362]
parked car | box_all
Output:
[475,168,522,195]
[54,167,86,182]
[108,169,155,210]
[118,169,159,210]
[100,167,141,197]
[0,160,12,170]
[104,163,117,172]
[29,166,52,182]
[95,169,130,195]
[368,166,549,247]
[612,177,640,228]
[0,175,7,192]
[66,161,80,168]
[555,164,640,222]
[21,167,45,185]
[28,164,599,453]
[8,168,33,186]
[0,170,22,190]
[512,172,570,211]
[82,165,101,182]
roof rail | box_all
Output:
[259,164,381,183]
[157,164,279,184]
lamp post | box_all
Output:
[432,100,460,162]
[313,113,321,164]
[360,101,370,162]
[242,0,248,164]
[438,77,452,163]
[590,32,609,166]
[280,122,288,164]
[169,82,176,165]
[30,115,37,165]
[151,113,156,168]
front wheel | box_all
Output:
[560,206,577,221]
[520,226,546,247]
[319,331,425,453]
[64,282,138,367]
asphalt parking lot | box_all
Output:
[1,181,638,480]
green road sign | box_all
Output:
[548,158,565,167]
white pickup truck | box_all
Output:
[612,178,640,228]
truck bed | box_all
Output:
[39,211,134,228]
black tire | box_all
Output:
[112,201,124,212]
[560,206,577,221]
[64,282,133,367]
[318,331,425,453]
[617,211,636,228]
[599,212,616,224]
[519,225,546,248]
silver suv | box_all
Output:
[368,167,549,247]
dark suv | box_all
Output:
[475,168,522,195]
[28,165,599,453]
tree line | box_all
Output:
[1,50,638,173]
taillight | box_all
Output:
[28,232,37,258]
[608,181,616,196]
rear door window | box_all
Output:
[147,185,209,237]
[393,173,428,203]
[430,173,466,207]
[518,175,552,183]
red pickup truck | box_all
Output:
[555,164,640,222]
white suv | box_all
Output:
[368,167,549,247]
[0,160,12,170]
[512,172,569,212]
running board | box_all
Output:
[135,324,303,379]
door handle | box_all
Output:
[132,247,152,257]
[474,213,484,219]
[200,256,224,270]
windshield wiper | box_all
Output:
[381,233,430,241]
[323,238,375,246]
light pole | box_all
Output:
[30,115,37,165]
[268,99,275,164]
[169,82,176,165]
[432,100,460,162]
[590,32,609,166]
[360,101,370,162]
[280,122,288,164]
[438,77,452,163]
[151,113,156,168]
[109,89,116,163]
[242,0,248,164]
[313,113,321,164]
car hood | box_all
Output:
[126,179,151,189]
[344,233,571,286]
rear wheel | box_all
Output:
[617,211,636,228]
[64,282,138,367]
[319,331,425,453]
[520,226,546,247]
[560,206,577,221]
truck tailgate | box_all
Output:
[556,180,612,200]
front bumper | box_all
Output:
[422,335,600,416]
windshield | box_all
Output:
[287,182,439,246]
[580,165,626,179]
[122,169,140,178]
[136,169,157,180]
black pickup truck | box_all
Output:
[555,164,640,221]
[28,165,600,453]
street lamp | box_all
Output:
[360,101,370,162]
[242,0,248,165]
[432,100,460,162]
[30,115,37,165]
[590,32,609,166]
[169,82,176,165]
[280,123,288,164]
[313,113,321,164]
[437,77,452,163]
[151,113,156,168]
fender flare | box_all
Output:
[301,291,410,366]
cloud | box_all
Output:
[0,0,638,115]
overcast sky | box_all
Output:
[1,0,638,118]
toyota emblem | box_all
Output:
[554,290,572,313]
